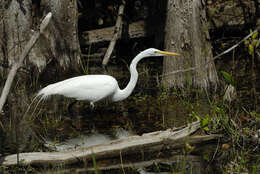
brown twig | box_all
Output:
[0,12,52,112]
[102,0,126,66]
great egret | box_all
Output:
[37,48,179,107]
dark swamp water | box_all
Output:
[30,95,212,174]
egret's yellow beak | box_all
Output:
[156,50,180,56]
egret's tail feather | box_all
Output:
[36,84,57,100]
[24,90,47,118]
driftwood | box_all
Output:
[1,121,222,167]
[0,13,52,112]
[102,0,126,66]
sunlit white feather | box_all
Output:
[37,75,118,102]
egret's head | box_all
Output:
[143,48,180,57]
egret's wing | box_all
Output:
[55,75,118,101]
[38,75,118,102]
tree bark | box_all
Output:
[0,13,52,112]
[0,0,80,73]
[31,0,81,71]
[0,0,81,153]
[163,0,218,90]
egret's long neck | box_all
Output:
[111,53,145,102]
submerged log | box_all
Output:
[1,121,222,167]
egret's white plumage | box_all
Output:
[37,75,118,101]
[37,48,179,105]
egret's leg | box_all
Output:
[90,102,95,109]
[68,100,78,115]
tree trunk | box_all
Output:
[32,0,81,71]
[0,0,80,73]
[0,0,81,152]
[163,0,218,90]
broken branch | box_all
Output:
[0,12,52,112]
[102,0,126,66]
[162,26,260,77]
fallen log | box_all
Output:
[1,121,222,167]
[80,20,146,45]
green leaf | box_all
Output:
[220,71,234,85]
[215,107,224,115]
[203,126,210,131]
[200,117,209,131]
[252,31,258,40]
[201,117,209,127]
[249,44,254,55]
[256,40,260,48]
[250,112,260,118]
[192,111,201,122]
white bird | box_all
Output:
[37,48,179,107]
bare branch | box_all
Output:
[0,12,52,112]
[162,27,260,77]
[102,1,126,66]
